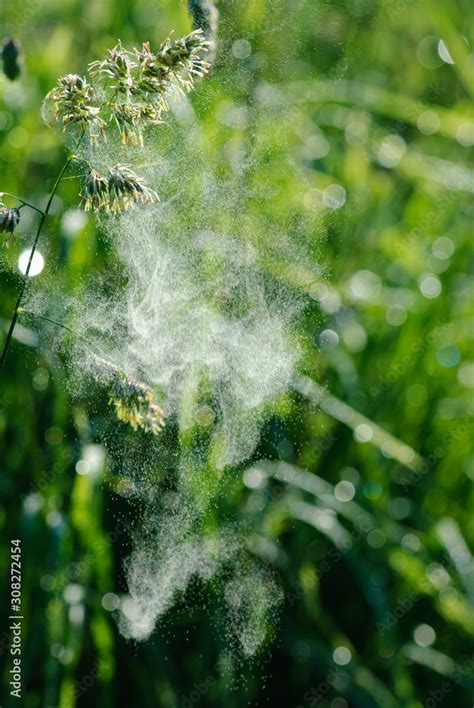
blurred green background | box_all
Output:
[0,0,473,706]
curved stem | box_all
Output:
[20,308,94,349]
[0,133,85,367]
[1,192,45,215]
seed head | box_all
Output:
[45,73,105,139]
[136,29,211,101]
[107,164,158,212]
[0,205,20,247]
[80,169,109,211]
[156,29,211,94]
[110,387,165,436]
[91,355,165,435]
[89,42,136,95]
[135,42,170,96]
[111,102,160,147]
[80,165,158,213]
[44,30,211,149]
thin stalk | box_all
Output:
[0,133,85,367]
[1,192,45,215]
[19,308,94,349]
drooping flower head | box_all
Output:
[107,165,159,212]
[80,169,109,211]
[1,37,22,81]
[0,203,20,248]
[110,102,160,147]
[80,165,158,213]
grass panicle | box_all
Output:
[91,354,165,435]
[0,202,21,247]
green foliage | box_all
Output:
[0,0,473,706]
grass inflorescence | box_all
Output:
[1,24,213,432]
[91,354,165,436]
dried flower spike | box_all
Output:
[0,205,20,248]
[91,355,165,435]
[107,164,158,212]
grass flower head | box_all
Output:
[91,355,165,435]
[0,204,21,248]
[89,41,137,95]
[45,73,105,139]
[80,169,109,211]
[107,164,158,212]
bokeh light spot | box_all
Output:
[333,646,351,665]
[19,248,45,277]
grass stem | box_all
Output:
[0,133,85,367]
